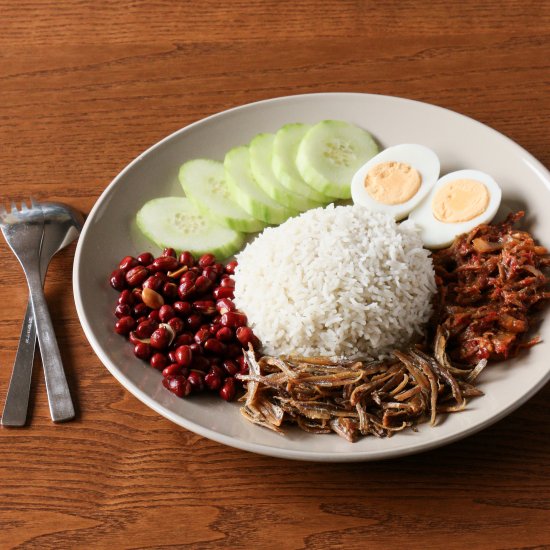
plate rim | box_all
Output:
[73,92,550,462]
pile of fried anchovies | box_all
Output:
[236,334,486,442]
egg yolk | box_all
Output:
[364,161,421,205]
[432,179,489,223]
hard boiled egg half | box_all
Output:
[351,144,440,220]
[409,169,502,248]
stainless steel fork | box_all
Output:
[0,199,75,422]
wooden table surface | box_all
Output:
[1,2,549,548]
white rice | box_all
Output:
[234,204,436,359]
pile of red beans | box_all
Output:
[110,248,260,401]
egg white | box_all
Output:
[409,169,502,249]
[351,144,440,220]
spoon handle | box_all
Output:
[1,301,37,426]
[26,267,75,422]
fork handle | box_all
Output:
[26,269,75,422]
[1,300,37,426]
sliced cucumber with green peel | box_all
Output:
[249,133,322,212]
[296,120,379,199]
[224,146,298,225]
[136,197,244,259]
[179,159,265,233]
[272,123,330,203]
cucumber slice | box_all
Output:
[296,120,379,199]
[272,123,330,203]
[224,146,298,225]
[179,159,265,233]
[249,133,322,212]
[136,197,244,259]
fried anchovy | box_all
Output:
[238,342,486,442]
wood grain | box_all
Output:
[0,1,549,548]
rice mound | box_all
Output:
[233,204,436,359]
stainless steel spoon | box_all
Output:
[1,202,84,426]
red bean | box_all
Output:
[194,327,211,345]
[136,319,158,338]
[219,378,236,401]
[198,253,216,268]
[167,350,178,363]
[212,262,224,275]
[143,275,163,292]
[115,304,131,319]
[187,371,204,392]
[148,310,161,322]
[225,260,238,274]
[204,338,226,356]
[209,322,222,335]
[222,359,238,377]
[204,369,222,391]
[194,275,212,294]
[220,277,235,289]
[168,317,185,334]
[175,345,193,367]
[154,271,169,283]
[118,289,134,306]
[163,375,191,397]
[134,342,152,360]
[159,304,175,322]
[216,326,233,342]
[150,327,171,350]
[178,251,195,267]
[186,313,203,331]
[237,354,246,371]
[216,298,235,315]
[162,282,179,301]
[221,311,247,328]
[236,326,258,348]
[133,302,148,318]
[115,316,136,335]
[119,255,139,272]
[137,252,154,266]
[126,266,150,287]
[149,256,179,273]
[208,364,224,378]
[162,363,183,377]
[180,270,197,284]
[110,269,127,291]
[213,286,234,300]
[150,353,168,370]
[178,280,196,300]
[162,247,176,258]
[173,332,194,347]
[202,266,218,282]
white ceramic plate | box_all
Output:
[73,93,550,462]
